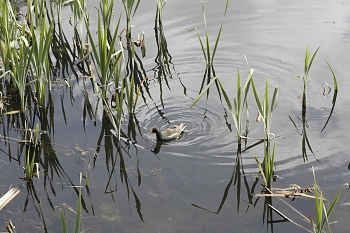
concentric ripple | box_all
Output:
[136,87,237,158]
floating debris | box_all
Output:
[255,184,320,200]
[0,188,20,210]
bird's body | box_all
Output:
[150,123,187,141]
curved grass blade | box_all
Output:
[320,60,338,133]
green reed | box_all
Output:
[191,69,253,146]
[60,172,82,233]
[294,45,321,100]
[251,78,278,140]
[24,123,40,180]
[293,45,320,160]
[194,0,230,66]
[0,0,17,72]
[122,0,141,38]
[29,0,54,107]
[251,78,278,188]
[0,0,31,112]
[219,69,253,145]
[9,32,33,112]
[310,167,341,233]
[320,60,338,133]
[100,0,115,28]
[83,4,123,98]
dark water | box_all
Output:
[1,0,350,232]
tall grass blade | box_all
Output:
[212,0,231,63]
[194,0,230,66]
[60,208,68,233]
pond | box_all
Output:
[1,0,350,232]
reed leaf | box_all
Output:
[9,34,33,112]
[194,0,230,66]
[60,208,68,233]
[218,69,253,144]
[212,0,231,63]
[320,60,338,133]
[29,0,55,107]
[82,6,122,98]
[311,166,342,233]
[251,78,278,140]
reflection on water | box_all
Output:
[0,0,350,232]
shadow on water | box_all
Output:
[97,111,144,221]
[0,0,344,232]
[191,144,258,214]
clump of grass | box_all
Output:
[251,78,278,188]
[0,0,32,111]
[83,5,123,99]
[310,166,341,233]
[8,34,33,112]
[292,45,320,161]
[291,45,338,161]
[221,69,253,145]
[191,69,253,146]
[29,0,54,107]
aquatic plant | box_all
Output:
[8,34,33,112]
[320,60,338,132]
[193,0,230,67]
[0,0,20,72]
[83,5,123,98]
[191,68,254,146]
[0,0,31,111]
[60,173,83,233]
[70,0,86,33]
[29,0,54,107]
[254,141,276,189]
[291,45,338,161]
[23,124,40,180]
[292,45,320,160]
[294,45,321,101]
[122,0,141,38]
[310,167,341,233]
[251,78,278,188]
[220,69,253,145]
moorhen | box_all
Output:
[150,123,187,141]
